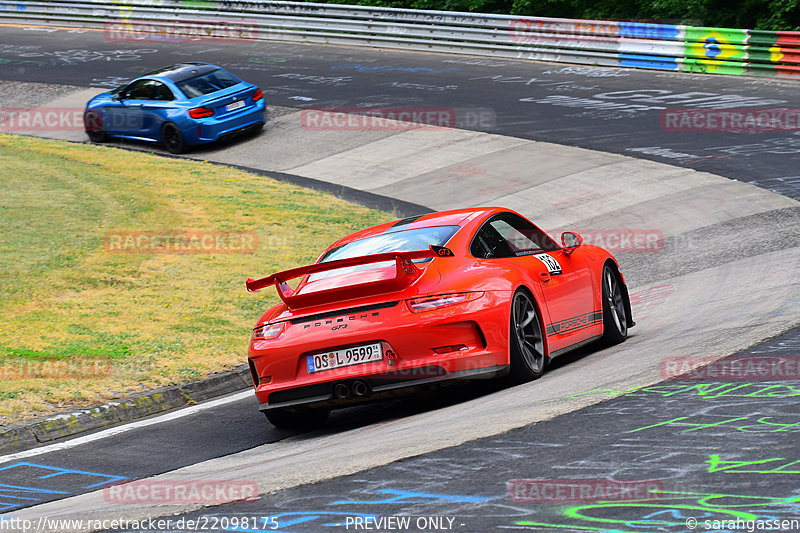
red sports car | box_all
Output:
[245,207,634,428]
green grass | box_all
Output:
[0,134,393,423]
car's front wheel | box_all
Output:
[162,123,186,154]
[509,289,547,382]
[84,111,106,143]
[600,264,628,346]
[264,405,330,429]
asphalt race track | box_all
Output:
[1,24,799,533]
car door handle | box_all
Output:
[540,272,551,283]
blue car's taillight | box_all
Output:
[189,107,214,118]
[252,88,263,102]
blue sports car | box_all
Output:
[84,62,266,153]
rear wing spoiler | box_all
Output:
[246,245,454,309]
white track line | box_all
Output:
[0,390,254,465]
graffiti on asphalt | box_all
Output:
[0,462,126,512]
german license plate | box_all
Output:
[307,343,382,373]
[226,100,244,112]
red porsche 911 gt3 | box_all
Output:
[245,207,634,428]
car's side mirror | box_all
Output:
[561,231,583,255]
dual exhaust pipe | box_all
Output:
[332,379,371,400]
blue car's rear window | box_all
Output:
[176,69,241,98]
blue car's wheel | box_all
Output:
[162,123,186,154]
[84,110,106,143]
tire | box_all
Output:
[601,264,629,346]
[162,123,186,154]
[84,111,106,143]
[509,289,547,382]
[264,406,330,429]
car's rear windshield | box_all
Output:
[309,225,459,282]
[175,69,241,98]
[319,225,459,263]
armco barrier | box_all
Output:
[0,0,798,77]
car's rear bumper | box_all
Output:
[259,364,509,411]
[249,290,512,410]
[192,101,266,143]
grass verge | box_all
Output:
[0,134,393,423]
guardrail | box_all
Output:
[1,0,798,77]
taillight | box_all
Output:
[406,292,484,313]
[188,107,214,119]
[252,88,263,102]
[252,322,284,340]
[433,344,468,354]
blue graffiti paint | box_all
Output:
[0,462,127,512]
[0,462,126,488]
[618,54,680,71]
[0,484,69,513]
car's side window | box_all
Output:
[470,214,560,259]
[151,82,175,101]
[491,219,543,255]
[470,224,514,259]
[497,214,561,254]
[122,80,174,101]
[122,80,152,100]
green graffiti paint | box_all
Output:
[564,503,757,526]
[627,415,800,434]
[549,383,800,404]
[641,383,800,399]
[707,454,800,474]
[516,490,800,531]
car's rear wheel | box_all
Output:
[601,264,628,346]
[162,123,186,154]
[84,111,106,143]
[509,289,547,382]
[264,406,330,429]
